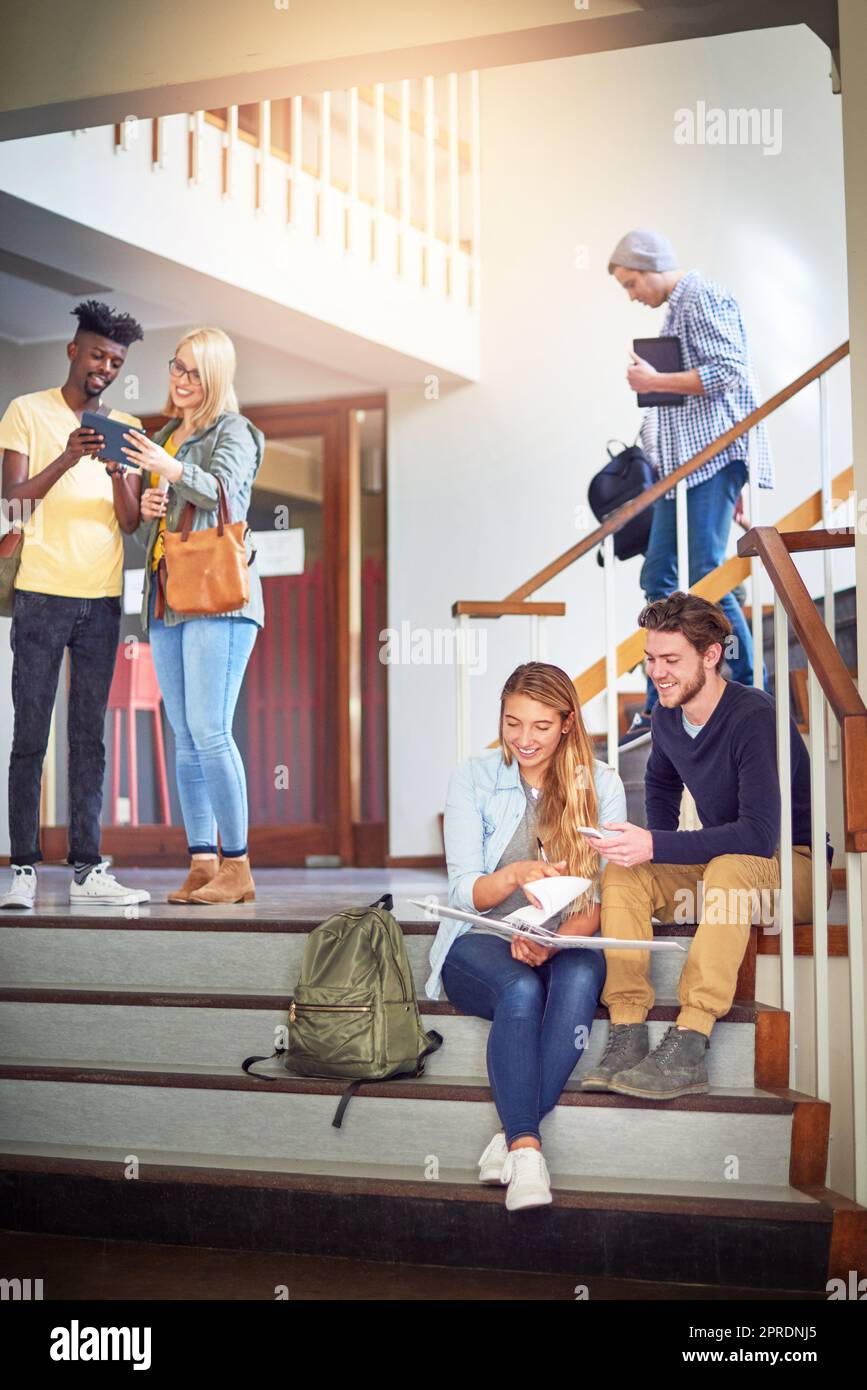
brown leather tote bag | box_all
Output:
[163,478,252,616]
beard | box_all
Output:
[657,662,707,708]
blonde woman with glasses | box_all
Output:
[122,327,264,905]
[425,662,626,1211]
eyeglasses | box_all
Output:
[168,357,202,385]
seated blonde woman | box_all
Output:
[425,661,626,1212]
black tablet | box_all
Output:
[633,336,684,407]
[81,411,146,467]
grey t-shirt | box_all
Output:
[474,774,557,936]
[681,710,703,738]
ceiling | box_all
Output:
[0,0,838,143]
[0,261,185,347]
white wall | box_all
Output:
[387,23,852,857]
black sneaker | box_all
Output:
[619,712,652,749]
[579,1022,650,1091]
[608,1025,710,1100]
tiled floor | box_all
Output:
[0,865,449,921]
[0,1231,824,1300]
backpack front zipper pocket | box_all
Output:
[288,1002,371,1020]
[288,993,377,1067]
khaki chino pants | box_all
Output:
[601,847,828,1036]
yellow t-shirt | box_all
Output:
[0,387,141,599]
[150,433,179,571]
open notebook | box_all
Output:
[410,879,684,953]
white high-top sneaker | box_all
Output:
[501,1146,553,1212]
[69,862,151,907]
[478,1130,509,1184]
[0,865,37,910]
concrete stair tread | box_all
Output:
[0,983,770,1022]
[0,1139,825,1211]
[0,1058,796,1109]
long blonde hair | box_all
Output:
[499,662,600,914]
[163,326,239,431]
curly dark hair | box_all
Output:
[71,300,144,348]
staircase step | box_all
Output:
[0,1143,845,1292]
[0,1062,800,1186]
[0,988,765,1088]
[0,914,749,1002]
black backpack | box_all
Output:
[588,439,655,563]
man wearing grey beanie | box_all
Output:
[608,228,771,744]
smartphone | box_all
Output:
[575,825,618,839]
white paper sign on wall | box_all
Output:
[124,568,145,614]
[251,529,305,577]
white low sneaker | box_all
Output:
[0,865,37,910]
[69,862,151,907]
[478,1129,509,1184]
[502,1146,553,1212]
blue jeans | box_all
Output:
[148,585,258,855]
[441,931,605,1146]
[640,460,757,711]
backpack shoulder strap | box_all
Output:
[330,1030,444,1129]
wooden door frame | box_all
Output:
[246,402,350,863]
[243,394,388,865]
[42,393,388,868]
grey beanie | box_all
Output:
[608,228,678,274]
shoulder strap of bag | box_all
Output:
[331,1029,444,1129]
[605,426,644,461]
[0,530,24,558]
[177,476,231,541]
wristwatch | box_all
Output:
[105,463,127,478]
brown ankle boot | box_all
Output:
[167,857,219,904]
[188,854,255,904]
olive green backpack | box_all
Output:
[243,894,443,1127]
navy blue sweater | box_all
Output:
[646,681,814,864]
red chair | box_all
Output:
[107,642,171,825]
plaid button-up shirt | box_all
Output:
[639,269,773,498]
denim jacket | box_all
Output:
[424,749,627,1000]
[137,411,265,631]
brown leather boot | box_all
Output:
[188,854,255,904]
[167,856,219,904]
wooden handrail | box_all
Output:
[499,341,849,603]
[736,526,867,851]
[569,466,853,708]
[739,526,855,555]
[452,600,566,618]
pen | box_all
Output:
[536,837,548,864]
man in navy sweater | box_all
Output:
[581,591,827,1100]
